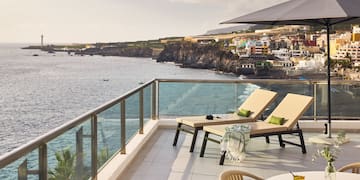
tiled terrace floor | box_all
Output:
[121,128,360,180]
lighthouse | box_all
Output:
[41,34,44,49]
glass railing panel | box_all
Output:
[125,92,140,143]
[238,81,313,117]
[143,85,152,124]
[97,104,121,169]
[75,120,92,179]
[47,122,91,180]
[316,82,360,118]
[159,82,237,117]
[0,149,39,180]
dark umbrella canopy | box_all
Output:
[222,0,360,26]
[221,0,360,138]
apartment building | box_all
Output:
[334,41,360,61]
[333,27,360,61]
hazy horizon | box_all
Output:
[0,0,287,44]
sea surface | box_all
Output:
[0,44,237,156]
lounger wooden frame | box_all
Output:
[338,162,360,173]
[219,169,264,180]
[172,89,278,152]
[200,93,314,165]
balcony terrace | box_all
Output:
[0,79,360,180]
[120,127,360,180]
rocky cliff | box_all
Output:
[157,42,288,78]
[157,42,243,74]
[76,46,153,57]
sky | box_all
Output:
[0,0,287,44]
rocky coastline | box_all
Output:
[75,46,154,58]
[24,41,324,79]
[23,45,160,58]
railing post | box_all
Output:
[91,114,98,180]
[139,89,144,134]
[120,100,126,154]
[76,127,84,179]
[234,83,238,111]
[313,82,317,121]
[151,81,158,120]
[156,80,159,120]
[38,144,47,180]
[18,159,27,180]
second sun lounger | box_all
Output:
[200,93,314,165]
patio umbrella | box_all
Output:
[221,0,360,138]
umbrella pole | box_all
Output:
[326,24,332,138]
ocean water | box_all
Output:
[0,44,237,156]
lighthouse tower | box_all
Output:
[41,34,44,48]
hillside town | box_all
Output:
[183,25,360,80]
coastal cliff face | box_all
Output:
[157,42,242,74]
[76,46,153,57]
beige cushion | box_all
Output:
[178,114,254,128]
[264,93,313,129]
[203,124,229,136]
[248,122,288,135]
[236,89,278,119]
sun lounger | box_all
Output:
[200,93,314,165]
[173,88,278,152]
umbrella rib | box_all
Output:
[271,21,278,26]
[331,17,358,26]
[302,19,327,26]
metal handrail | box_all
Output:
[157,78,360,85]
[0,79,156,169]
[314,80,360,85]
[157,78,312,84]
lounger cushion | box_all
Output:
[268,115,285,125]
[237,109,251,117]
[180,114,254,128]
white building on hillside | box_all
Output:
[334,41,360,61]
[272,48,290,60]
